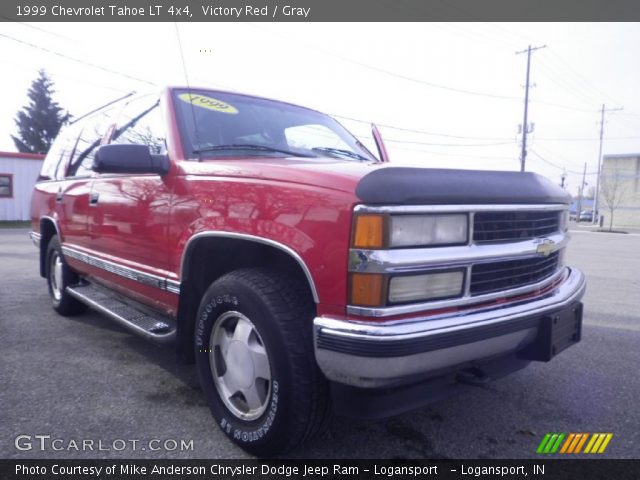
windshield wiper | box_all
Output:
[311,147,371,162]
[193,144,315,158]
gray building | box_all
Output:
[599,153,640,228]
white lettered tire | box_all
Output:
[194,268,330,457]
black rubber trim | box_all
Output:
[317,302,582,358]
[330,354,531,419]
[355,167,571,205]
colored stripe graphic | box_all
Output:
[584,433,614,454]
[536,434,552,454]
[574,433,589,453]
[539,433,613,454]
[598,434,614,453]
[560,433,575,453]
[537,433,565,454]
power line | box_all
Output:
[332,114,513,141]
[0,32,157,86]
[529,149,597,175]
[386,143,517,162]
[10,20,78,43]
[248,23,523,101]
[0,28,567,147]
[0,57,132,94]
[375,138,517,148]
[534,135,640,142]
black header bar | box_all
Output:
[1,0,640,22]
[3,459,640,480]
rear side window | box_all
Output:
[40,124,79,181]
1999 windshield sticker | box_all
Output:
[178,93,238,114]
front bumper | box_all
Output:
[314,267,586,388]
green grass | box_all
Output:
[0,220,31,229]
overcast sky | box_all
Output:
[1,22,639,195]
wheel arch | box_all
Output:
[175,232,319,363]
[39,216,61,278]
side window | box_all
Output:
[40,125,76,181]
[67,105,119,177]
[110,95,166,154]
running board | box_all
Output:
[66,283,177,345]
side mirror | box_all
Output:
[94,144,169,175]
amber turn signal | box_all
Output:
[352,214,385,249]
[350,273,385,307]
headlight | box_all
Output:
[352,213,469,249]
[388,270,465,303]
[389,214,468,247]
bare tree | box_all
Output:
[599,167,630,231]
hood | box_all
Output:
[178,157,381,193]
[179,158,570,205]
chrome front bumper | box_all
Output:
[314,267,586,388]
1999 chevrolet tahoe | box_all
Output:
[30,87,586,456]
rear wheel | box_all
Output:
[195,268,330,457]
[45,236,86,316]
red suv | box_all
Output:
[30,87,586,456]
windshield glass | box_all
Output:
[173,89,377,162]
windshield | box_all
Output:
[173,89,377,162]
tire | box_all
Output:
[194,268,330,457]
[45,236,87,316]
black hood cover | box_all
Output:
[356,167,571,205]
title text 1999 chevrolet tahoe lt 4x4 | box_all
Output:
[30,88,585,456]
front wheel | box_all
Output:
[194,268,329,457]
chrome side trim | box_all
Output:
[349,232,568,273]
[29,231,41,248]
[166,280,181,295]
[180,231,319,303]
[61,246,180,295]
[354,203,567,214]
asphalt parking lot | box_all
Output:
[1,227,639,459]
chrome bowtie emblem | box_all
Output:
[536,238,555,256]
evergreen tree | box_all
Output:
[11,70,71,154]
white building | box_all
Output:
[599,153,640,228]
[0,151,44,221]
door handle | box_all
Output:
[55,188,63,203]
[89,192,99,206]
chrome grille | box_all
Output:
[473,211,560,243]
[470,252,560,296]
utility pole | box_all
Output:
[560,171,567,189]
[516,44,546,172]
[593,104,623,224]
[576,162,587,222]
